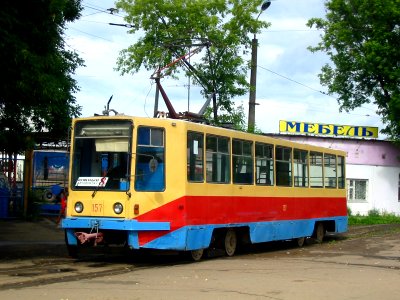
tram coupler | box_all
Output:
[75,232,104,246]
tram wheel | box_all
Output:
[224,229,237,257]
[314,223,325,243]
[190,249,204,261]
[296,237,305,247]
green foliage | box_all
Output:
[115,0,270,123]
[348,209,400,225]
[367,208,381,217]
[0,0,84,154]
[204,103,246,130]
[307,0,400,140]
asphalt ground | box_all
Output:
[0,218,66,260]
[1,219,400,300]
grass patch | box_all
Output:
[348,208,400,226]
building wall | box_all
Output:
[347,164,400,216]
[269,134,400,216]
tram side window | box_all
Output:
[135,126,165,192]
[233,139,253,184]
[294,149,308,187]
[187,131,204,182]
[337,155,345,189]
[276,146,292,186]
[255,143,274,185]
[206,135,230,183]
[324,154,337,188]
[310,151,323,188]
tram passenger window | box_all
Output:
[294,149,308,187]
[337,156,345,189]
[310,151,323,187]
[187,131,204,182]
[206,135,230,183]
[135,126,165,192]
[324,154,337,188]
[276,146,292,186]
[233,139,253,184]
[255,143,273,185]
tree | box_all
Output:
[204,103,247,131]
[307,0,400,140]
[115,0,269,125]
[0,0,84,155]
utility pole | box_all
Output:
[248,1,271,131]
[153,70,160,117]
[248,35,259,131]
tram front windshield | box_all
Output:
[71,120,132,191]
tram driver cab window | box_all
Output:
[135,126,165,192]
[187,131,204,182]
[71,120,132,191]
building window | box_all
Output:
[347,179,368,202]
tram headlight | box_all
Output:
[113,202,123,214]
[74,201,84,213]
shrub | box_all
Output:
[348,209,400,225]
[368,208,380,217]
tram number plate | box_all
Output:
[92,203,103,213]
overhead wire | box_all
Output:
[67,27,114,42]
[82,2,126,18]
[257,65,378,116]
[64,1,127,54]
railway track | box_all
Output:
[0,248,193,291]
[0,255,135,290]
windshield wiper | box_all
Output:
[92,176,108,198]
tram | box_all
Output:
[62,115,347,260]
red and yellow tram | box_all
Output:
[62,115,347,260]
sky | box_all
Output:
[64,0,385,138]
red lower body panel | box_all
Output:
[135,195,347,246]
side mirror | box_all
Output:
[149,158,158,173]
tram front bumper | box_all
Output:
[62,217,170,249]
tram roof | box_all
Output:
[73,115,347,155]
